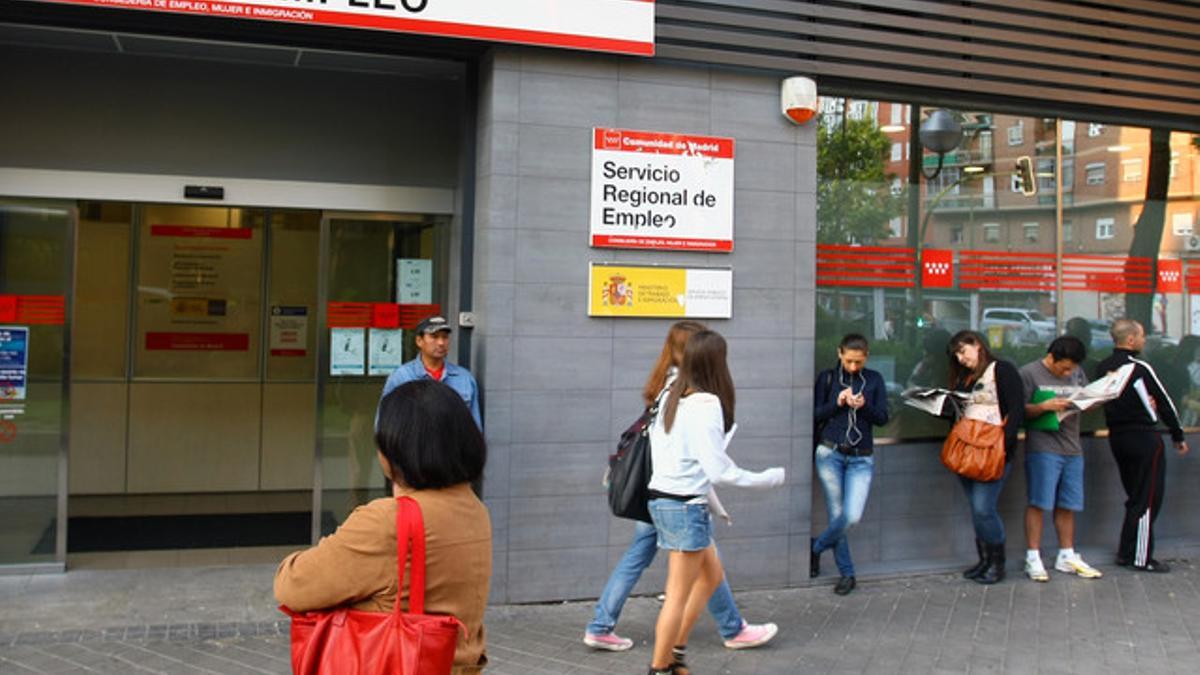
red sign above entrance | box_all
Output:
[40,0,656,56]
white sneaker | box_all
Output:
[722,621,778,650]
[1056,554,1103,579]
[1025,557,1049,582]
[583,631,634,651]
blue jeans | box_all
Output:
[812,444,874,577]
[958,463,1012,545]
[587,520,744,639]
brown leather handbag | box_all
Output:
[941,417,1006,482]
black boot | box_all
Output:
[962,538,988,579]
[810,537,821,578]
[974,543,1006,585]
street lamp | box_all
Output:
[919,109,963,180]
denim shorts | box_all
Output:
[648,498,713,552]
[1025,451,1084,511]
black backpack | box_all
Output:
[607,398,661,523]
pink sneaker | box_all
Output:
[722,621,778,650]
[583,631,634,651]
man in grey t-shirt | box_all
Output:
[1019,335,1103,581]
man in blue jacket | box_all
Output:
[379,316,482,429]
[811,334,889,595]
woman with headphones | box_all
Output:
[810,334,889,595]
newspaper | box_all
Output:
[901,363,1135,422]
[901,387,969,417]
[1050,363,1135,421]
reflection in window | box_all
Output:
[1037,158,1056,192]
[1008,121,1024,145]
[1173,212,1194,237]
[815,97,1200,441]
[1122,159,1143,182]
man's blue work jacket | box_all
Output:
[379,357,482,430]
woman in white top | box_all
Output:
[646,330,785,675]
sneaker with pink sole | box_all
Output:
[722,621,778,650]
[583,631,634,652]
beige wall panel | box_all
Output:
[68,382,128,494]
[127,383,261,493]
[260,383,316,491]
[73,220,130,379]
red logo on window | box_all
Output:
[371,303,401,329]
[921,249,954,288]
[0,296,15,323]
[1157,260,1183,293]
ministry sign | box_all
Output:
[590,127,734,252]
[588,263,732,319]
[36,0,655,56]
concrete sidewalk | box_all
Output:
[2,556,1198,674]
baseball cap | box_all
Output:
[415,316,453,335]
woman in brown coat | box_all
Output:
[275,379,491,674]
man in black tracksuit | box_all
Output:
[1096,319,1190,572]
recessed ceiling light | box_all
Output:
[963,166,985,174]
[879,125,906,133]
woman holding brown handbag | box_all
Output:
[945,330,1025,585]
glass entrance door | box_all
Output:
[315,212,448,536]
[0,200,73,570]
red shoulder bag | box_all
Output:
[281,496,465,674]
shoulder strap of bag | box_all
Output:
[647,382,672,425]
[395,496,427,616]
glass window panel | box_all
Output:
[816,101,1062,440]
[319,213,450,531]
[133,205,263,379]
[0,199,71,565]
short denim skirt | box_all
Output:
[648,498,713,552]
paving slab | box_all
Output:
[1,560,1198,673]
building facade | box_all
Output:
[1,1,1198,602]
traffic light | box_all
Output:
[1014,155,1037,196]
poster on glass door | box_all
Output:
[0,327,29,401]
[330,328,365,376]
[368,329,405,376]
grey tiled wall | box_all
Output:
[470,48,1200,606]
[473,48,816,603]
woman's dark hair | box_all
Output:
[375,379,486,490]
[947,330,995,386]
[1047,335,1087,364]
[663,330,735,433]
[643,320,707,406]
[839,333,869,352]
